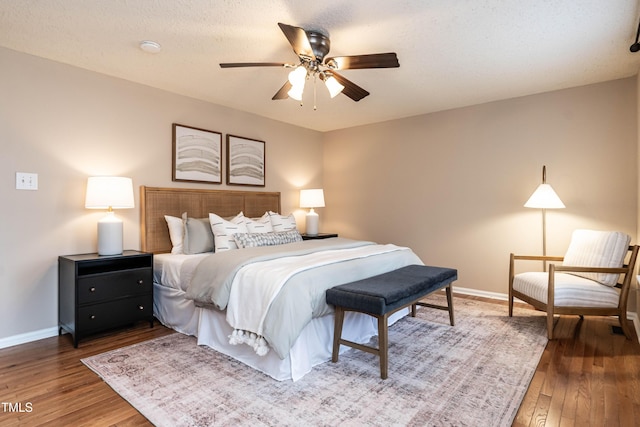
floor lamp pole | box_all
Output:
[542,208,547,272]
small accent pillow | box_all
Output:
[563,229,631,286]
[268,211,298,232]
[209,212,248,251]
[164,214,185,254]
[233,230,303,249]
[181,213,214,255]
[244,212,274,233]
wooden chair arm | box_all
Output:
[511,254,565,262]
[551,265,628,274]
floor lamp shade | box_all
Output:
[300,189,325,236]
[85,177,135,256]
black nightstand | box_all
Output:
[58,250,154,347]
[301,233,338,240]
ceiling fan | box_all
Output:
[220,22,399,104]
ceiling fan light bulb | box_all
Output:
[325,76,344,98]
[288,66,307,86]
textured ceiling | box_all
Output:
[1,0,640,131]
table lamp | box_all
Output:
[300,189,325,236]
[85,176,135,255]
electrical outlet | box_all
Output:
[16,172,38,190]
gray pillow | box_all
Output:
[182,214,214,254]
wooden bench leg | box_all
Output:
[378,314,389,379]
[445,285,455,326]
[332,306,345,363]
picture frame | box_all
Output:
[226,134,265,187]
[172,123,222,184]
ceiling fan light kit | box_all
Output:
[220,22,399,108]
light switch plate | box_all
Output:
[16,172,38,190]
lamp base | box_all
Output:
[305,209,319,236]
[97,212,123,256]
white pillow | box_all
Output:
[164,214,185,254]
[563,229,631,286]
[268,211,298,232]
[209,212,248,251]
[244,212,274,233]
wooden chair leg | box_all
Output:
[332,307,345,363]
[547,310,554,340]
[619,312,634,340]
[508,254,514,317]
[378,315,388,379]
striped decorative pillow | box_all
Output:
[208,212,248,251]
[268,211,298,232]
[244,212,274,233]
[562,229,630,286]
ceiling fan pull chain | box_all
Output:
[313,74,317,110]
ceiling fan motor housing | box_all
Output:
[306,31,330,62]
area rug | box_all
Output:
[82,295,546,426]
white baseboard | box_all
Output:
[451,286,510,301]
[0,327,59,350]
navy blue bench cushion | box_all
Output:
[326,264,457,315]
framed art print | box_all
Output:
[226,134,265,187]
[172,123,222,184]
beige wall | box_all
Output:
[1,43,638,346]
[323,78,638,296]
[0,47,323,343]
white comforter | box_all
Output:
[186,238,424,359]
[226,244,408,355]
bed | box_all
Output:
[141,186,423,381]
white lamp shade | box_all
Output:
[288,66,307,87]
[287,84,304,101]
[524,183,565,209]
[324,76,344,98]
[85,176,134,256]
[85,176,135,209]
[300,189,325,208]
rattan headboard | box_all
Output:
[140,186,281,253]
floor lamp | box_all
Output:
[524,165,565,271]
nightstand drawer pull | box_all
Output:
[90,287,96,292]
[90,315,96,320]
[138,279,144,285]
[138,305,144,310]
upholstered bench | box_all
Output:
[326,264,457,379]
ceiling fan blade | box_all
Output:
[330,72,370,102]
[272,81,293,100]
[325,53,399,70]
[220,62,287,68]
[277,22,316,60]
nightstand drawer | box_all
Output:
[77,295,152,333]
[78,268,152,304]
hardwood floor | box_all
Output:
[1,301,639,426]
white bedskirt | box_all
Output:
[153,282,406,381]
